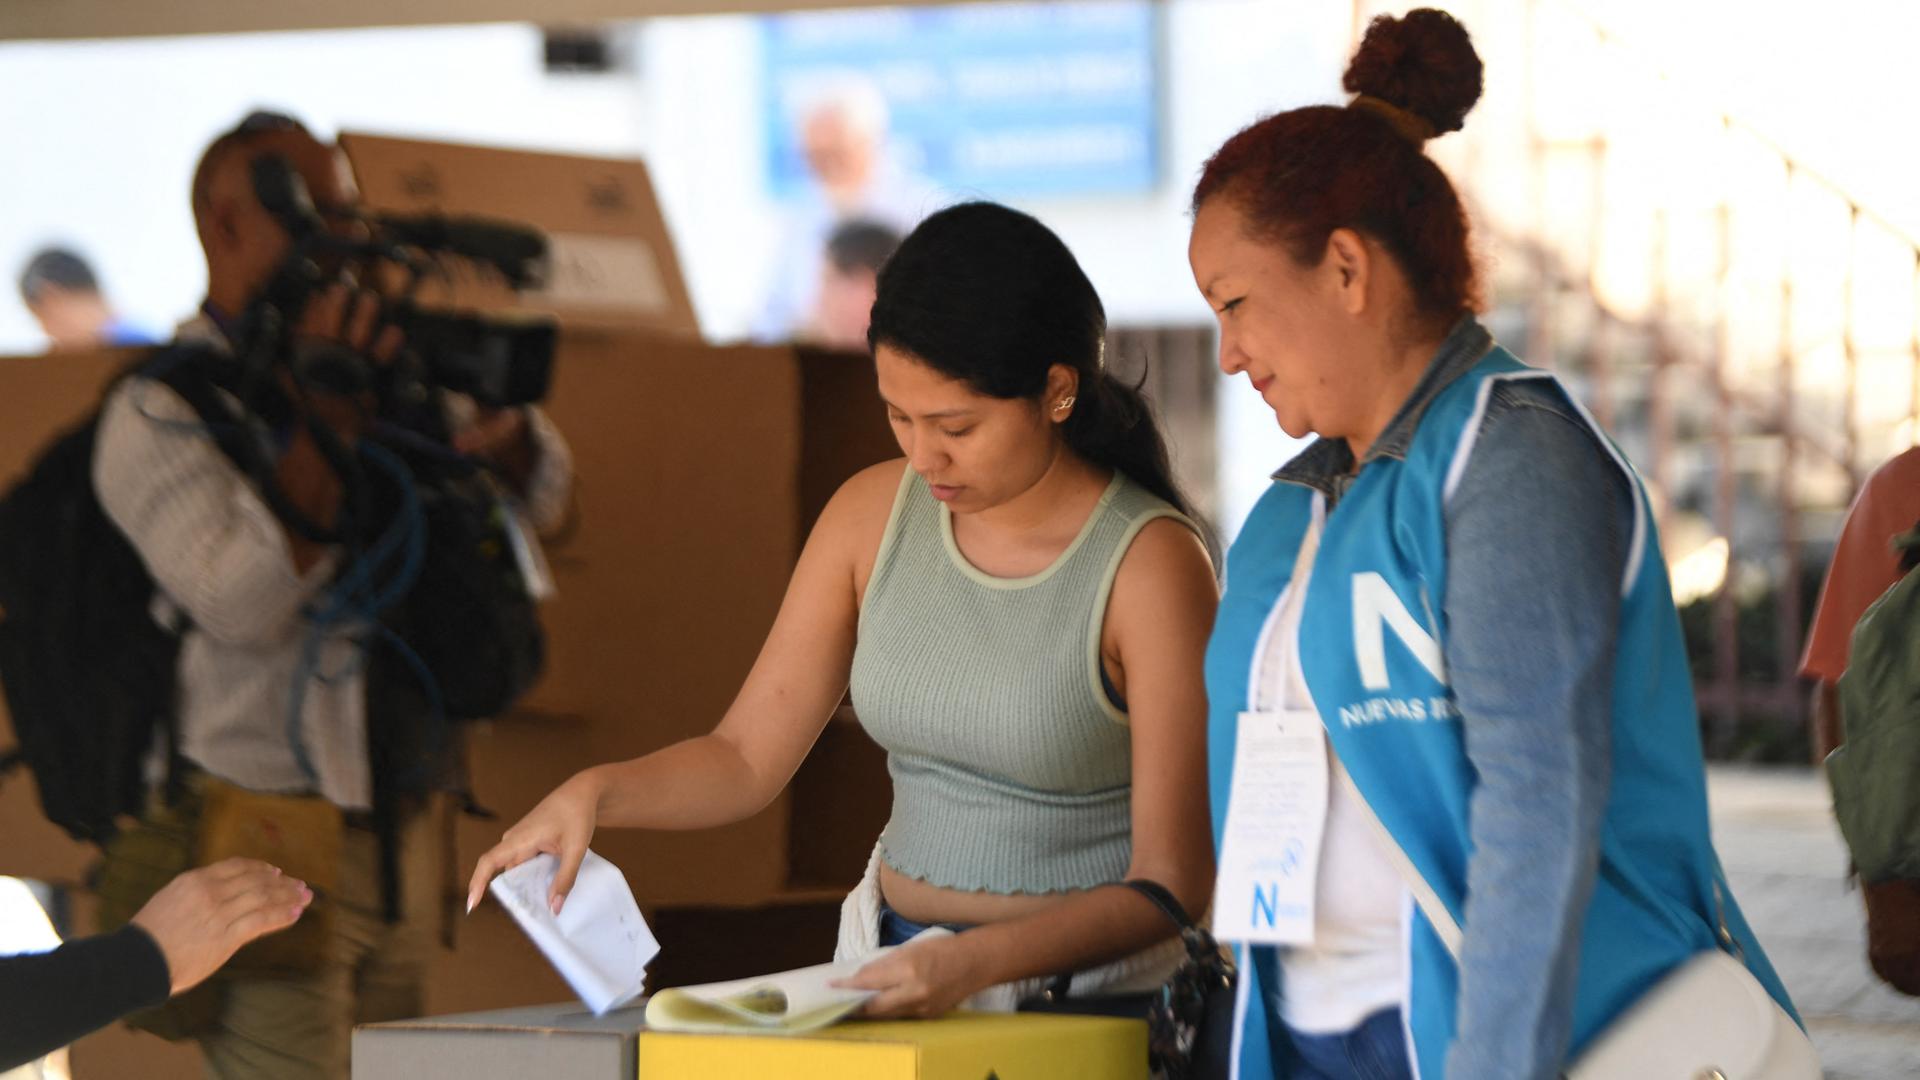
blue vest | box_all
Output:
[1205,350,1797,1078]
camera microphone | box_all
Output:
[367,213,549,290]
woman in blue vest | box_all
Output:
[468,202,1219,1017]
[1188,10,1800,1079]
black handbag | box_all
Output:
[1018,879,1237,1080]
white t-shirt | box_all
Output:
[1254,515,1408,1034]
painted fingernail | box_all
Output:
[550,895,564,916]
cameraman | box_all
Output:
[89,111,572,1080]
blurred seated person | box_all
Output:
[17,246,157,351]
[796,219,901,353]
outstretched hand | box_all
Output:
[131,858,312,995]
[467,770,604,917]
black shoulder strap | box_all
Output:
[132,346,260,474]
[1121,878,1198,933]
[133,346,348,547]
[1900,517,1920,574]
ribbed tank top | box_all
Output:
[849,465,1197,894]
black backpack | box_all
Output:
[352,395,547,733]
[0,346,247,843]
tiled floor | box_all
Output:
[1709,766,1920,1079]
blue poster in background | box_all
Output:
[761,2,1160,200]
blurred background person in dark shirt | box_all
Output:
[795,218,900,353]
[16,246,157,351]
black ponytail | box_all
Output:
[867,201,1197,521]
[1061,366,1191,518]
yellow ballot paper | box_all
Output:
[646,928,953,1035]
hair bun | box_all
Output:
[1341,8,1484,138]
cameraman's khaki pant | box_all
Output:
[196,805,440,1080]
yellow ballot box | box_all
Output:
[636,1013,1148,1080]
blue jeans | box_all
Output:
[876,904,972,947]
[1284,1008,1413,1080]
[1253,948,1413,1080]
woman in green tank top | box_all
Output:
[468,202,1218,1018]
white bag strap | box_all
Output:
[1337,765,1750,972]
[1336,764,1465,960]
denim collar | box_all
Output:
[1271,316,1496,500]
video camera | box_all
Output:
[244,154,558,412]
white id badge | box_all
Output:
[1211,708,1330,945]
[503,504,557,601]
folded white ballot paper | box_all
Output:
[488,849,660,1015]
[644,927,953,1035]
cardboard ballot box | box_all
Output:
[340,132,700,337]
[354,1004,1147,1080]
[354,1002,650,1080]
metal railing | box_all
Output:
[1352,0,1920,756]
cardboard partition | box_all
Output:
[646,892,843,992]
[786,709,890,889]
[340,133,701,339]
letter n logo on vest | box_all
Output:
[1251,881,1279,929]
[1351,572,1447,691]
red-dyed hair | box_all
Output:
[1193,9,1486,321]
